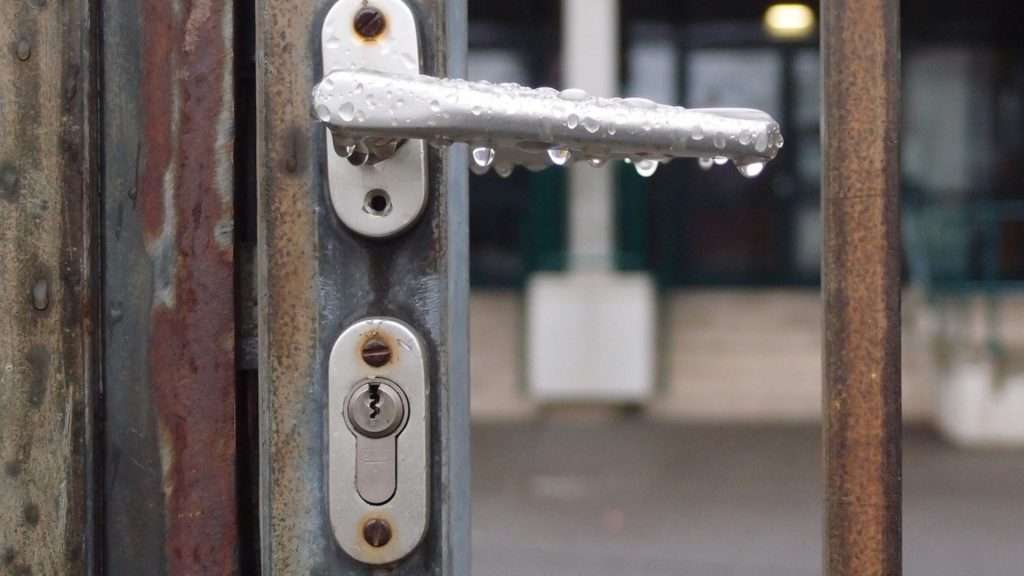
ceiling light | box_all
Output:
[764,4,816,41]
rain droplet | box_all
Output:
[634,159,659,178]
[776,133,785,148]
[470,161,490,176]
[589,158,606,168]
[624,97,657,109]
[559,88,588,101]
[472,106,483,116]
[314,104,331,122]
[472,147,495,168]
[713,133,727,149]
[352,83,363,95]
[339,102,355,122]
[698,157,714,171]
[430,100,441,113]
[736,160,766,178]
[607,124,617,135]
[547,148,571,166]
[739,131,752,146]
[691,126,705,141]
[567,114,580,129]
[714,156,729,166]
[755,132,769,153]
[355,110,366,122]
[582,116,600,133]
[395,98,405,108]
[495,163,514,178]
[337,144,356,158]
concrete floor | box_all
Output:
[472,421,1024,575]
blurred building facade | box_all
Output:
[466,0,1024,440]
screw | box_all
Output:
[363,518,392,547]
[354,6,386,39]
[361,337,392,367]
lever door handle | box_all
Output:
[313,0,783,240]
[313,69,783,178]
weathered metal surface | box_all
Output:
[102,0,238,572]
[257,0,470,572]
[822,1,902,575]
[0,0,96,572]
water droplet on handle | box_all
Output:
[582,116,600,133]
[698,157,714,171]
[755,132,769,153]
[315,104,331,122]
[339,102,355,122]
[495,163,514,178]
[567,114,580,129]
[634,159,659,178]
[470,161,490,176]
[714,156,729,166]
[547,148,571,166]
[713,132,727,149]
[691,125,705,141]
[736,160,766,178]
[559,88,588,101]
[589,158,606,168]
[472,147,495,168]
[430,100,441,113]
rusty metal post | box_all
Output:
[0,0,97,572]
[822,1,902,575]
[257,0,470,573]
[100,0,239,572]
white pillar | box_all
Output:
[563,0,618,270]
[526,0,655,403]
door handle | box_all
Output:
[313,0,783,239]
[313,69,783,178]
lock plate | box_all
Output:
[328,318,429,564]
[321,0,427,238]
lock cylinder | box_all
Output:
[328,317,429,564]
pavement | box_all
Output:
[471,421,1024,575]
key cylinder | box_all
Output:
[348,380,405,438]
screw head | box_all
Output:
[361,337,392,367]
[354,6,386,40]
[363,518,392,547]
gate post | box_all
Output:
[0,0,97,572]
[822,1,902,575]
[256,0,470,572]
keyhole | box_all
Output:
[368,383,381,420]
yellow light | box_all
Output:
[763,4,816,40]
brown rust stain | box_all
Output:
[138,0,238,572]
[0,0,91,570]
[822,1,902,575]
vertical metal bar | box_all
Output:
[821,1,902,576]
[0,0,95,571]
[257,0,468,573]
[0,0,96,570]
[101,0,239,571]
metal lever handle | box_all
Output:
[312,69,784,178]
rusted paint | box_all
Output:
[0,0,94,571]
[822,1,902,575]
[103,0,237,572]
